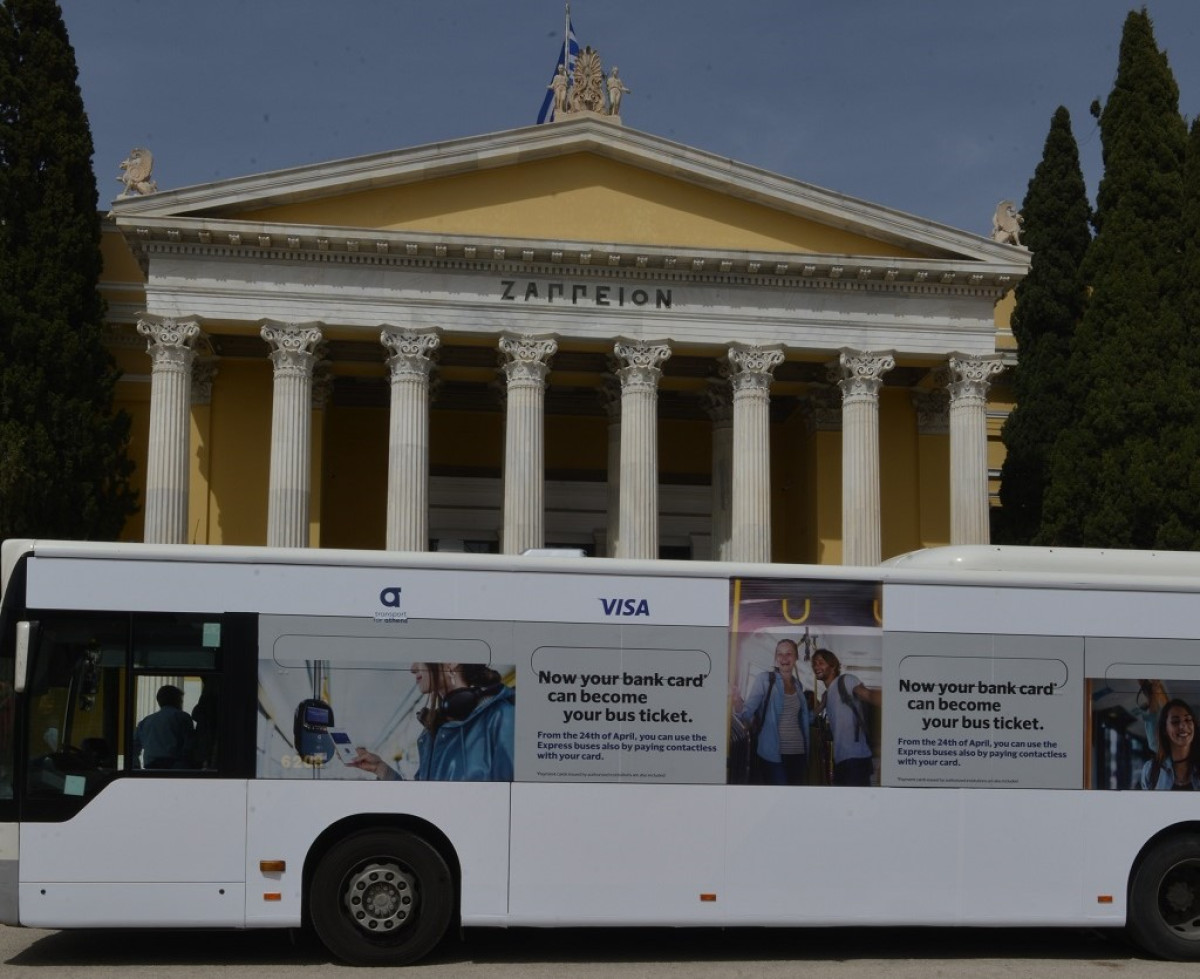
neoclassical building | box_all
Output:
[100,113,1028,564]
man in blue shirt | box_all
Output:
[133,685,195,769]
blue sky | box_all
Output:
[59,1,1200,238]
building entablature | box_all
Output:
[116,214,1024,298]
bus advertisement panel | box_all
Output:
[255,574,1200,796]
[255,575,887,788]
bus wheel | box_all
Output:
[1128,833,1200,960]
[310,829,454,966]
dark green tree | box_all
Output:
[1038,9,1190,548]
[0,0,135,539]
[996,107,1091,544]
[1157,118,1200,547]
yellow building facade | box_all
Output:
[101,117,1027,564]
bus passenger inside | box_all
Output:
[133,684,195,770]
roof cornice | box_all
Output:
[112,215,1026,298]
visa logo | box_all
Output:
[599,598,650,616]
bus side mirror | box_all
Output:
[15,620,36,693]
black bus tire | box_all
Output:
[310,829,454,966]
[1128,832,1200,960]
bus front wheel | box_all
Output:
[310,829,454,966]
[1128,833,1200,960]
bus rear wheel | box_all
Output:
[1128,833,1200,960]
[310,829,454,966]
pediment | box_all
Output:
[111,118,1023,266]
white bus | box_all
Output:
[0,538,1198,964]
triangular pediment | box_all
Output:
[111,118,1024,266]
[218,153,919,258]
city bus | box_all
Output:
[0,537,1199,965]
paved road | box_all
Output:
[2,923,1199,978]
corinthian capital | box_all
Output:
[947,354,1004,405]
[138,314,202,372]
[261,320,324,378]
[727,343,784,394]
[381,326,441,380]
[499,333,557,385]
[614,339,671,394]
[833,349,895,401]
[701,370,733,423]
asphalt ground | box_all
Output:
[2,923,1199,978]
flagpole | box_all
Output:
[564,2,571,70]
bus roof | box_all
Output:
[881,545,1200,578]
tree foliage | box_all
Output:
[0,0,135,539]
[1037,9,1192,549]
[997,107,1091,544]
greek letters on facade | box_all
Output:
[500,280,672,308]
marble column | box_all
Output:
[138,315,201,545]
[614,340,671,560]
[728,343,784,564]
[261,321,324,548]
[948,354,1004,545]
[702,372,734,562]
[499,334,557,555]
[912,380,951,546]
[381,327,440,552]
[188,359,219,545]
[835,349,894,567]
[599,373,622,558]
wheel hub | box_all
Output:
[343,861,417,934]
[1159,860,1200,939]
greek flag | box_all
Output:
[536,17,579,124]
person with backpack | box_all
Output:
[731,639,811,785]
[811,648,880,786]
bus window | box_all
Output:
[130,674,220,770]
[130,614,225,772]
[132,614,221,672]
[24,615,127,801]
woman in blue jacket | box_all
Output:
[732,639,811,785]
[351,662,515,782]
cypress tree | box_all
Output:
[0,0,135,540]
[997,107,1091,544]
[1038,9,1189,548]
[1156,118,1200,549]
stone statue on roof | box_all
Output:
[570,46,607,114]
[549,44,630,125]
[549,63,570,117]
[991,200,1024,247]
[117,147,158,198]
[606,67,630,118]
